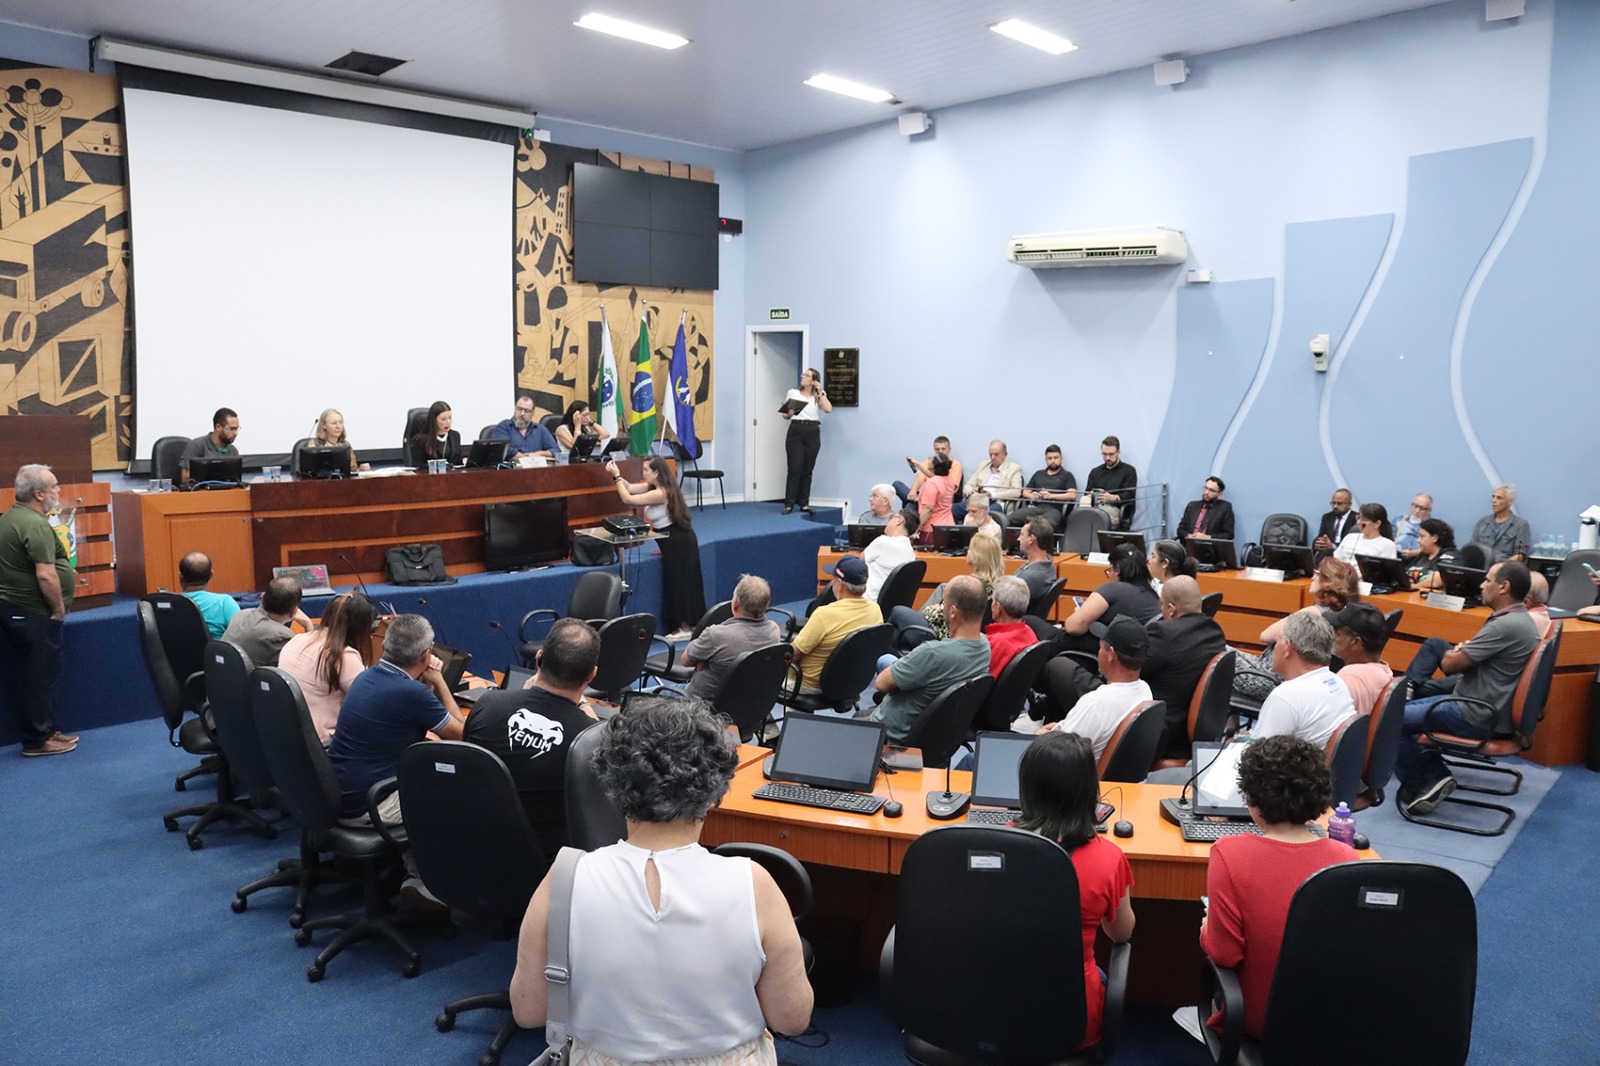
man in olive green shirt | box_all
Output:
[0,464,78,756]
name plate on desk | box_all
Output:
[1429,593,1467,612]
[1243,566,1285,583]
[1085,552,1110,566]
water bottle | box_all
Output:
[1327,802,1357,847]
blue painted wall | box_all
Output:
[739,0,1598,545]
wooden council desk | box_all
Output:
[112,460,647,596]
[702,760,1252,1003]
[815,548,1600,765]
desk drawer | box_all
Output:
[703,814,889,873]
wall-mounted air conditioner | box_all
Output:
[1006,226,1188,268]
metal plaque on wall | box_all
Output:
[822,348,859,407]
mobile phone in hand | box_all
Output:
[1095,801,1114,823]
[1583,562,1599,577]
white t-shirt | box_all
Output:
[862,534,916,602]
[1253,666,1355,749]
[1055,678,1154,759]
[784,387,821,422]
[1334,532,1398,563]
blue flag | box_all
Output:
[666,317,698,457]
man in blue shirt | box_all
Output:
[489,395,558,460]
[179,551,239,639]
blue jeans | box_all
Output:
[1396,695,1486,790]
[1404,637,1460,699]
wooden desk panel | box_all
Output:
[111,488,255,595]
[59,480,114,609]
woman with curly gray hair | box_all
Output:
[510,696,812,1065]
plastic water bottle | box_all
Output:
[1327,802,1356,847]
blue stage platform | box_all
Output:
[0,504,839,745]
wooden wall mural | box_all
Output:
[0,61,130,470]
[514,138,715,442]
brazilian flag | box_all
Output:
[628,318,657,456]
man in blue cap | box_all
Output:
[790,554,882,694]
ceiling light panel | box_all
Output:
[803,73,896,104]
[990,18,1078,55]
[574,13,689,50]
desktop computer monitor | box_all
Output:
[847,524,886,550]
[1262,543,1317,579]
[294,444,351,480]
[483,497,568,571]
[1097,530,1146,556]
[187,455,243,488]
[1185,537,1239,571]
[1357,555,1411,592]
[930,525,978,554]
[465,439,508,469]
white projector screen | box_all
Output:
[120,87,512,461]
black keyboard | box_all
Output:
[966,808,1019,825]
[752,782,885,815]
[1179,820,1264,842]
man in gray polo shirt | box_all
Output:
[1396,559,1539,815]
[681,574,781,702]
[179,406,240,485]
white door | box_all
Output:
[746,327,805,502]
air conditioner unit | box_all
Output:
[1006,226,1189,268]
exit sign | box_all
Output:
[769,308,790,321]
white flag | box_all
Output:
[597,307,623,439]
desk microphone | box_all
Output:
[925,758,970,820]
[488,618,522,663]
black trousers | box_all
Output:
[784,421,821,507]
[0,599,64,748]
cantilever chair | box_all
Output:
[1096,700,1166,783]
[584,613,657,703]
[973,640,1055,733]
[883,825,1130,1065]
[1323,715,1368,808]
[708,643,795,742]
[1200,862,1475,1066]
[641,599,732,685]
[402,742,548,1066]
[1026,576,1068,622]
[875,559,928,615]
[1355,678,1408,810]
[1153,649,1237,768]
[898,674,994,770]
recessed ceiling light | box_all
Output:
[574,13,689,50]
[803,73,896,104]
[989,19,1078,56]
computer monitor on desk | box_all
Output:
[1357,555,1411,593]
[1097,530,1146,556]
[767,712,886,792]
[186,455,243,489]
[846,524,885,550]
[930,524,977,555]
[294,444,351,480]
[464,438,508,469]
[1435,562,1487,606]
[1185,537,1239,571]
[1262,543,1317,579]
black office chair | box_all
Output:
[150,434,187,483]
[1200,862,1475,1066]
[1456,543,1489,571]
[1154,650,1237,768]
[401,407,429,466]
[898,675,994,770]
[1200,591,1224,618]
[1380,608,1404,650]
[709,643,795,742]
[641,599,732,685]
[564,719,626,851]
[1242,512,1308,568]
[252,666,422,981]
[875,559,927,615]
[518,570,625,664]
[478,424,499,444]
[1402,623,1561,836]
[883,825,1129,1065]
[539,412,564,437]
[973,640,1055,733]
[400,742,548,1066]
[1061,507,1110,555]
[777,622,894,717]
[1356,678,1408,810]
[584,613,657,703]
[1026,576,1068,621]
[1323,714,1367,808]
[1549,549,1600,613]
[712,842,815,972]
[668,439,724,510]
[1096,700,1166,783]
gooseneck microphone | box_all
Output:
[488,618,522,663]
[925,756,971,820]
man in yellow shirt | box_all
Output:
[791,556,882,692]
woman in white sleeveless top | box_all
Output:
[510,697,812,1065]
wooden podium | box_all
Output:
[0,415,115,610]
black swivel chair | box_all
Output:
[149,435,187,483]
[777,622,894,717]
[1242,512,1308,568]
[1550,549,1600,612]
[401,742,549,1066]
[668,439,725,510]
[584,613,657,703]
[883,825,1130,1064]
[1200,591,1224,618]
[641,599,733,685]
[973,641,1055,733]
[875,559,928,615]
[478,424,499,444]
[252,667,422,981]
[518,570,625,664]
[401,407,429,467]
[1061,507,1111,555]
[1456,543,1489,571]
[1096,700,1166,783]
[708,643,795,742]
[564,719,626,851]
[539,412,564,438]
[1200,862,1475,1066]
[1026,576,1068,622]
[898,675,994,769]
[712,842,816,972]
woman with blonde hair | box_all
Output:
[307,408,359,473]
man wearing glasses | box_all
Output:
[490,395,558,461]
[1312,488,1356,559]
[1393,494,1433,558]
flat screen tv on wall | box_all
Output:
[571,162,719,290]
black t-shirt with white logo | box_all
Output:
[463,685,598,857]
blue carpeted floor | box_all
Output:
[2,716,1597,1065]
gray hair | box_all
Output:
[732,573,771,618]
[838,574,868,597]
[14,464,52,503]
[1280,610,1333,666]
[592,694,738,823]
[1497,483,1517,503]
[382,614,435,669]
[990,575,1030,620]
[967,491,991,512]
[870,482,895,501]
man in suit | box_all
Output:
[963,439,1025,518]
[1177,476,1234,542]
[1312,487,1356,559]
[1144,576,1228,758]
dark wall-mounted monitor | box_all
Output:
[483,497,568,571]
[571,162,719,290]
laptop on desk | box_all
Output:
[965,731,1033,824]
[272,564,335,597]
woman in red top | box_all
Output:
[914,454,957,545]
[1015,731,1135,1049]
[1199,735,1358,1039]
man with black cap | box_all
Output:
[1327,603,1394,716]
[790,554,882,693]
[1042,615,1153,760]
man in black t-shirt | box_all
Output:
[1007,444,1078,530]
[463,617,600,856]
[1083,435,1138,530]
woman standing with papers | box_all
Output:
[780,367,831,515]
